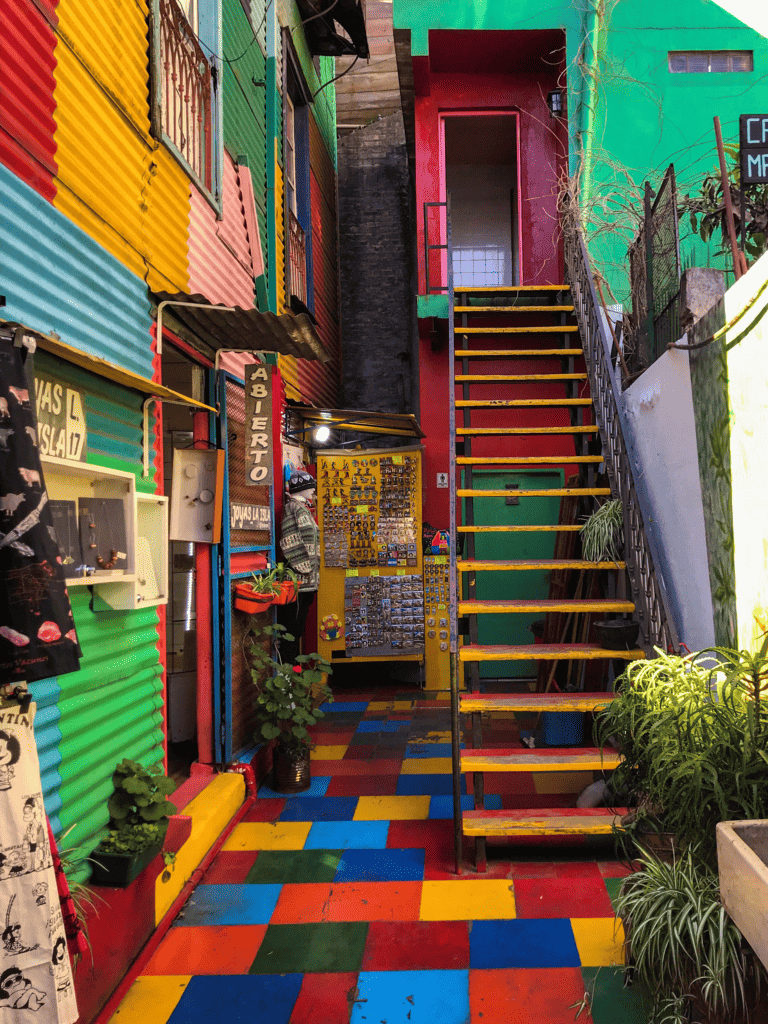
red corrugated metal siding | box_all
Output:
[301,114,340,406]
[0,0,58,201]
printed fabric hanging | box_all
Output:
[0,340,81,682]
[0,699,78,1023]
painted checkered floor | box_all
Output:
[110,691,652,1024]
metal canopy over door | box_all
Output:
[468,468,562,678]
[214,369,276,763]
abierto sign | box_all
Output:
[244,363,273,487]
[740,114,768,184]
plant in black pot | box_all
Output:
[580,498,641,649]
[248,622,333,793]
[90,759,177,888]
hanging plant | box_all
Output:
[580,498,623,563]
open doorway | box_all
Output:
[443,114,521,288]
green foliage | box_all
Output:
[580,498,623,563]
[248,568,281,596]
[596,642,768,860]
[248,622,333,753]
[106,759,177,829]
[615,846,758,1024]
[97,823,164,856]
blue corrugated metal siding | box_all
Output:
[28,678,63,833]
[0,164,154,378]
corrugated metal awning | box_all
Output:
[153,292,330,363]
[297,407,425,438]
[0,320,216,412]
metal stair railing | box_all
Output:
[564,223,680,656]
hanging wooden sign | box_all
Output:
[244,363,273,487]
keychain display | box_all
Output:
[424,555,451,652]
[344,574,424,655]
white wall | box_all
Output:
[447,164,516,287]
[620,349,716,651]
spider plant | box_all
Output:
[580,498,623,563]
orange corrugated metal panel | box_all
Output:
[53,0,189,292]
[0,0,58,201]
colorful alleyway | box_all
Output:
[108,688,651,1024]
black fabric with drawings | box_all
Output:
[48,503,83,579]
[0,340,81,682]
[77,498,127,572]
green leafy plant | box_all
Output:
[248,568,281,597]
[273,562,298,587]
[107,759,177,829]
[97,822,165,856]
[56,825,106,964]
[248,622,333,753]
[580,498,623,562]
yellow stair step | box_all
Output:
[459,643,644,662]
[458,598,635,614]
[454,285,571,293]
[455,373,588,382]
[458,326,579,334]
[463,808,625,837]
[457,487,611,498]
[457,525,582,533]
[461,692,616,713]
[459,559,625,573]
[457,456,603,465]
[457,426,599,436]
[456,398,593,408]
[454,349,583,357]
[461,747,621,772]
[455,305,575,313]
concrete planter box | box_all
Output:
[716,819,768,972]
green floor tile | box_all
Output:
[604,877,626,911]
[581,966,653,1024]
[244,849,342,885]
[250,922,369,974]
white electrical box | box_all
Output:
[169,448,225,544]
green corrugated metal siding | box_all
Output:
[223,0,269,296]
[35,350,164,880]
[315,56,337,169]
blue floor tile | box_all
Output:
[174,884,282,927]
[320,701,368,712]
[428,794,501,819]
[469,919,581,969]
[405,742,462,758]
[168,974,302,1024]
[396,774,467,796]
[304,820,390,849]
[334,847,425,883]
[357,719,412,733]
[351,970,469,1024]
[280,796,359,821]
[258,776,330,799]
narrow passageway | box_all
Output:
[109,687,650,1024]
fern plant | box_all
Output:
[580,498,623,563]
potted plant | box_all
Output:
[271,563,299,606]
[247,622,332,793]
[90,759,177,888]
[233,568,280,614]
[580,498,640,648]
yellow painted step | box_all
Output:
[457,426,599,435]
[456,398,593,408]
[459,643,644,662]
[454,349,583,357]
[458,598,635,614]
[461,747,621,772]
[458,559,626,571]
[455,305,575,313]
[457,487,611,498]
[457,525,582,533]
[457,326,579,334]
[463,808,624,837]
[457,456,603,465]
[461,692,616,713]
[455,285,570,292]
[454,373,587,382]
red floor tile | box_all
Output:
[325,775,399,797]
[243,799,286,822]
[141,925,267,975]
[416,700,451,708]
[270,882,422,923]
[310,759,402,776]
[290,972,358,1024]
[386,820,478,880]
[362,920,470,971]
[513,876,615,919]
[199,851,259,884]
[599,860,634,878]
[309,732,356,745]
[343,745,379,760]
[469,967,594,1024]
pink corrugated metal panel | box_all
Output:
[238,163,265,278]
[0,0,58,201]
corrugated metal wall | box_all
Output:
[34,350,164,877]
[274,158,301,398]
[52,0,189,293]
[0,164,155,378]
[0,0,59,202]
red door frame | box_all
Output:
[438,109,524,288]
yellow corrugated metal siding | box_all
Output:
[275,154,299,395]
[53,0,189,293]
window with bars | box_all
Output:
[668,50,753,74]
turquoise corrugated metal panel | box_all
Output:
[316,56,337,169]
[28,678,63,832]
[0,164,155,378]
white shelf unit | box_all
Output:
[41,455,169,611]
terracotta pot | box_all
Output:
[272,581,298,606]
[271,745,311,793]
[233,584,273,614]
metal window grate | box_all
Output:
[668,50,753,74]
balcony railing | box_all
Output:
[288,210,307,305]
[158,0,213,193]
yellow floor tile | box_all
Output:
[110,976,191,1024]
[408,731,451,744]
[571,917,626,967]
[400,757,453,774]
[221,822,311,851]
[533,771,594,794]
[310,745,348,760]
[420,880,517,921]
[367,700,414,711]
[354,795,431,820]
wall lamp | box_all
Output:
[547,90,565,118]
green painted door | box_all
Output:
[466,469,563,678]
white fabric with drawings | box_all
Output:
[0,702,77,1023]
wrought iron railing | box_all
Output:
[288,211,307,305]
[565,221,680,656]
[159,0,213,193]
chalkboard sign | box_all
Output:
[740,114,768,184]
